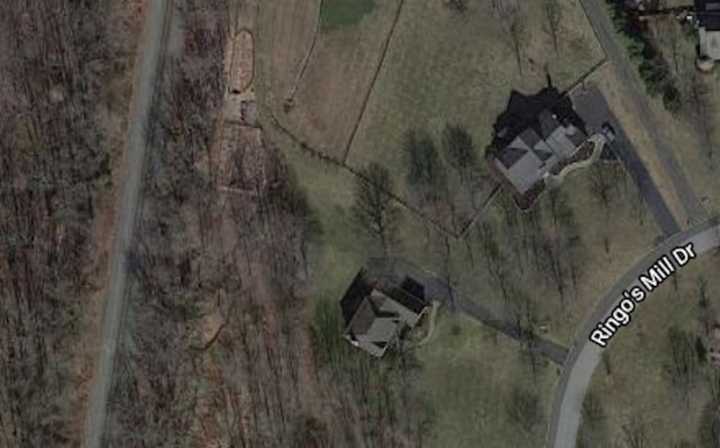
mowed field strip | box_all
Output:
[261,0,402,160]
[346,0,603,202]
[261,0,604,232]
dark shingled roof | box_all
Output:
[497,145,528,169]
[537,110,561,139]
[341,270,428,330]
[339,269,374,326]
[386,285,428,315]
[698,0,720,30]
[400,276,425,301]
[518,127,542,148]
[345,296,398,337]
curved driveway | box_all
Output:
[548,218,720,448]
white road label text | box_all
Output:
[589,243,697,348]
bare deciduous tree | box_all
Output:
[543,0,563,53]
[622,416,649,448]
[506,386,542,433]
[352,162,401,255]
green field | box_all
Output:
[417,311,555,447]
[264,119,660,444]
[256,0,664,444]
[262,23,660,354]
[320,0,376,30]
[348,0,603,206]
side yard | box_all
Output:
[581,251,720,447]
[258,0,400,160]
[346,0,603,230]
[417,311,555,447]
[255,0,664,445]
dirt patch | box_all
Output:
[225,29,255,94]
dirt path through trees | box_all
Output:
[82,1,175,446]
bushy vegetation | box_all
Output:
[320,0,376,30]
[400,124,486,233]
[605,0,683,114]
[0,1,124,445]
[310,298,435,446]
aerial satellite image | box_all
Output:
[4,0,720,447]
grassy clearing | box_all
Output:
[256,0,321,110]
[320,0,376,30]
[646,16,720,219]
[260,0,399,160]
[416,311,556,447]
[256,1,657,443]
[266,87,658,347]
[261,62,656,448]
[347,0,603,203]
[454,160,659,343]
[583,251,720,447]
[602,12,720,225]
[590,68,689,224]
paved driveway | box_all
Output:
[370,258,570,365]
[572,86,680,237]
[577,0,707,226]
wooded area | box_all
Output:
[0,1,129,445]
[104,2,431,446]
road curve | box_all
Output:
[548,218,720,448]
[578,0,707,225]
[82,1,173,446]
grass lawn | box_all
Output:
[255,1,662,443]
[441,159,660,344]
[259,0,399,160]
[608,14,720,225]
[320,0,376,30]
[583,250,720,447]
[416,310,556,447]
[650,17,720,219]
[347,0,603,204]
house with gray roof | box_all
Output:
[493,109,587,197]
[697,0,720,60]
[340,270,429,357]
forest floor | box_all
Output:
[81,0,179,445]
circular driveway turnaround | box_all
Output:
[548,218,720,448]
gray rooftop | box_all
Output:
[341,274,429,357]
[494,109,587,195]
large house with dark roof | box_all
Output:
[487,87,589,207]
[494,109,587,196]
[340,269,429,357]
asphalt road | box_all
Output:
[546,4,714,447]
[82,1,173,446]
[548,218,720,448]
[572,86,680,237]
[578,0,707,226]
